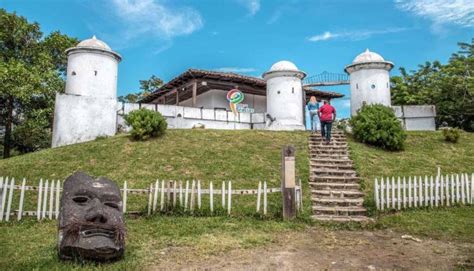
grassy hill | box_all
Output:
[0,129,472,270]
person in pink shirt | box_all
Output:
[318,100,337,143]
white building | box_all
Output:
[139,63,343,130]
[344,49,394,116]
[52,36,122,147]
[52,37,346,147]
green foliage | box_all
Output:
[118,75,164,103]
[125,108,167,140]
[139,75,163,93]
[12,111,51,153]
[391,39,474,131]
[349,104,406,151]
[335,118,349,131]
[0,9,77,158]
[442,128,460,143]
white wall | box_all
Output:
[179,89,267,112]
[392,105,436,131]
[52,94,118,147]
[65,51,119,99]
[119,103,266,131]
[266,75,305,130]
[350,69,391,116]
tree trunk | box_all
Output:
[3,96,13,158]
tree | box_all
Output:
[118,75,164,103]
[139,75,164,93]
[0,9,77,158]
[391,39,474,131]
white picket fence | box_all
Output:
[0,177,303,222]
[374,172,473,211]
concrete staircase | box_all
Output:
[309,130,369,222]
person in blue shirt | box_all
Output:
[307,96,320,132]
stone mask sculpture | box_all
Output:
[58,172,125,262]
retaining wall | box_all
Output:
[118,103,267,130]
[392,105,436,131]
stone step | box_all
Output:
[309,182,361,190]
[310,163,355,170]
[309,154,350,159]
[311,169,357,176]
[310,158,352,163]
[310,150,349,156]
[311,214,370,222]
[312,189,365,198]
[309,174,361,182]
[309,140,347,145]
[312,197,364,207]
[309,137,347,142]
[312,205,367,216]
[309,143,348,148]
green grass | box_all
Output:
[0,130,311,270]
[0,216,305,270]
[0,129,473,270]
[0,129,310,217]
[348,130,474,242]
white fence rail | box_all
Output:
[0,177,303,222]
[374,172,473,211]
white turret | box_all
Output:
[344,49,394,116]
[52,36,121,147]
[263,60,306,130]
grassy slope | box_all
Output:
[348,131,474,241]
[1,130,473,270]
[0,130,311,270]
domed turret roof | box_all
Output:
[352,49,384,64]
[77,35,112,51]
[269,60,299,72]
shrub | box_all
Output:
[125,108,167,140]
[349,104,406,151]
[442,128,460,143]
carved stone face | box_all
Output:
[58,172,125,262]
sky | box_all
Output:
[2,0,473,118]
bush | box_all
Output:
[349,104,406,151]
[442,128,460,143]
[125,108,167,140]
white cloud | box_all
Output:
[308,28,408,42]
[309,31,334,42]
[395,0,474,28]
[237,0,261,16]
[111,0,203,39]
[214,67,257,73]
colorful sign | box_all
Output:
[226,89,245,114]
[236,104,255,113]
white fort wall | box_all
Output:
[118,103,267,131]
[52,94,118,147]
[393,105,436,131]
[178,89,266,113]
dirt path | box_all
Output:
[147,228,473,270]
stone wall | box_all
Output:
[392,105,436,131]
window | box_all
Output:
[71,71,76,76]
[371,84,376,89]
[356,83,358,89]
[292,87,294,94]
[277,91,281,94]
[94,70,98,76]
